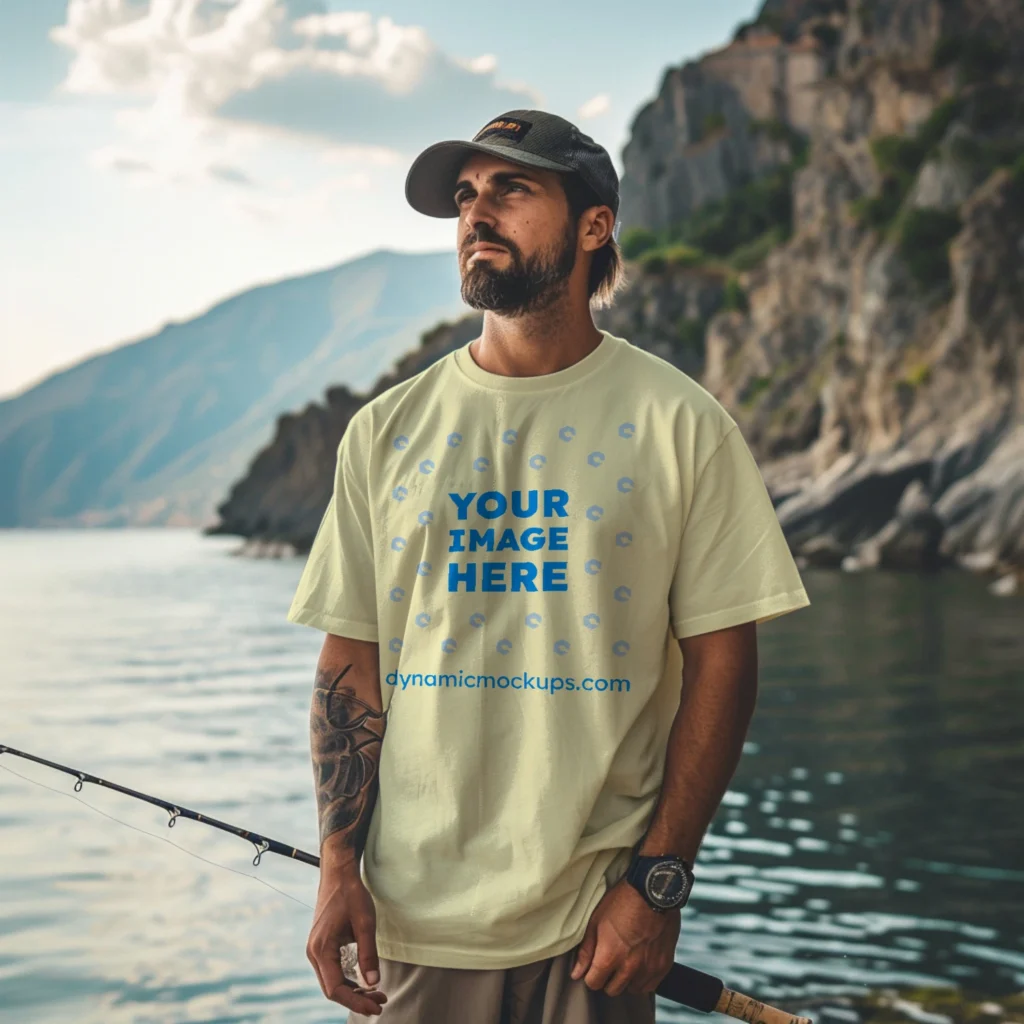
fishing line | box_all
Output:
[0,762,315,912]
[0,745,813,1022]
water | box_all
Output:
[0,530,1021,1023]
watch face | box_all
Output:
[645,861,690,909]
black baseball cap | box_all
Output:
[405,109,619,219]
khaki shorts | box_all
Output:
[347,950,656,1024]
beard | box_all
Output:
[460,217,578,317]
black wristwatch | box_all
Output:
[625,851,694,913]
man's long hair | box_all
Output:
[562,174,626,309]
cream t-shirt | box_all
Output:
[288,329,809,969]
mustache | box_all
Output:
[462,224,518,256]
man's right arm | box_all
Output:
[305,633,388,1017]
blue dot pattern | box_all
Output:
[378,403,645,675]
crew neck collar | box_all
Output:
[453,330,622,393]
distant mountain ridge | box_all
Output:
[0,249,466,527]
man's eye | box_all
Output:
[455,191,473,205]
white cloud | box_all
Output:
[577,92,610,119]
[49,0,540,185]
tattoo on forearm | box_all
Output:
[310,663,386,849]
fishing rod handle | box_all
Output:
[715,987,812,1024]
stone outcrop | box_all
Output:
[619,16,829,231]
[686,0,1024,579]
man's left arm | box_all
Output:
[571,621,759,997]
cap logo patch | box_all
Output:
[473,118,532,144]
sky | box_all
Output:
[0,0,759,399]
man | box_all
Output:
[288,108,810,1023]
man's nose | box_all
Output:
[463,191,499,233]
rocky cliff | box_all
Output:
[214,0,1023,586]
[691,0,1024,580]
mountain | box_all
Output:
[213,0,1024,585]
[0,250,466,527]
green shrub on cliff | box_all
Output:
[723,276,749,313]
[663,244,705,267]
[632,242,712,273]
[675,317,708,359]
[741,375,773,407]
[903,360,933,388]
[639,250,667,273]
[853,99,962,233]
[850,179,905,230]
[897,208,961,291]
[729,226,787,271]
[668,166,795,258]
[869,100,960,185]
[620,227,659,259]
[630,122,809,283]
[702,112,727,139]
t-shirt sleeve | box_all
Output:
[286,412,378,641]
[669,424,809,639]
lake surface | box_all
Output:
[1,530,1021,1023]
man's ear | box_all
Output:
[580,206,615,251]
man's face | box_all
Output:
[453,152,578,316]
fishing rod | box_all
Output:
[0,743,811,1024]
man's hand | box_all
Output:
[570,879,680,997]
[306,860,387,1017]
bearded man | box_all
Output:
[289,109,810,1024]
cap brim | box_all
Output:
[405,140,573,218]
